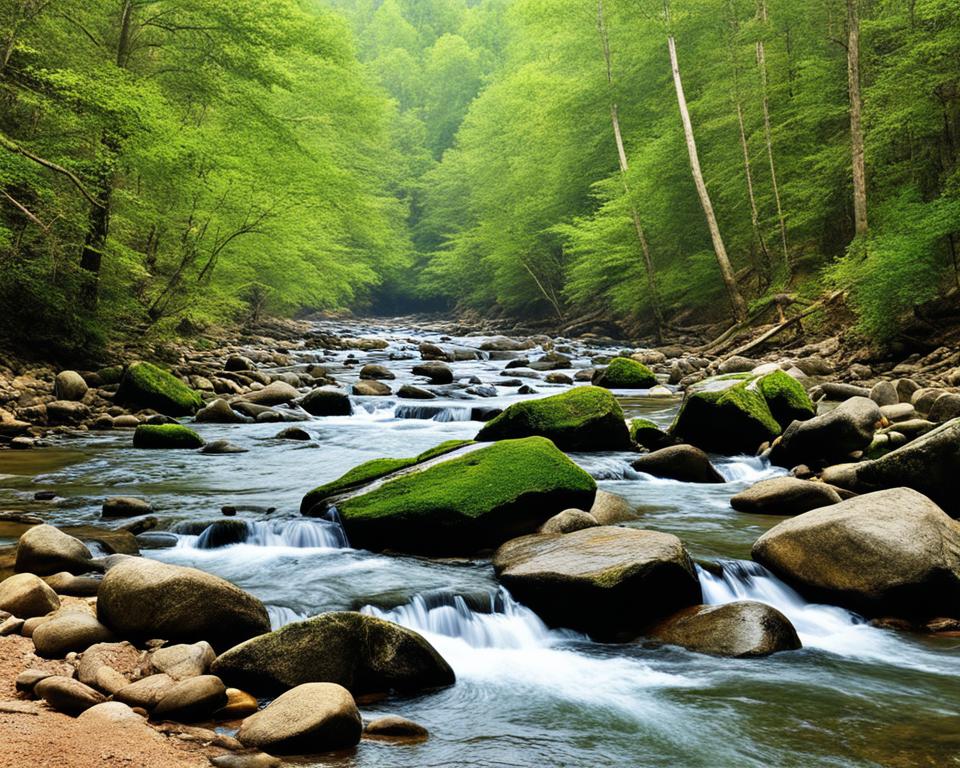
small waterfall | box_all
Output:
[714,455,782,483]
[361,589,563,649]
[394,404,472,422]
[267,605,308,630]
[188,517,348,550]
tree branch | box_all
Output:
[0,133,104,208]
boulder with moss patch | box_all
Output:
[116,362,203,415]
[308,437,596,554]
[592,357,657,389]
[133,424,204,449]
[670,379,781,454]
[629,418,674,450]
[756,370,814,430]
[300,440,472,515]
[475,386,630,451]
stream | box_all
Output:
[2,321,958,767]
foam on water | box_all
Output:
[182,517,348,550]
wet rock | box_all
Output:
[493,526,702,640]
[55,371,88,402]
[97,557,270,651]
[545,372,573,385]
[0,572,60,618]
[323,437,595,555]
[819,418,960,515]
[236,682,361,754]
[15,524,96,576]
[34,676,106,715]
[629,418,674,451]
[195,398,246,424]
[631,445,724,484]
[730,477,842,516]
[149,641,216,680]
[152,674,227,722]
[212,612,454,696]
[419,342,453,362]
[301,388,352,416]
[359,364,395,381]
[752,488,960,618]
[201,439,248,454]
[769,397,881,468]
[33,612,115,657]
[352,380,391,396]
[476,386,630,451]
[592,357,657,389]
[116,361,203,415]
[397,384,436,400]
[102,496,153,519]
[215,687,259,719]
[133,423,204,449]
[275,426,311,440]
[363,715,428,742]
[244,381,299,406]
[589,490,636,525]
[479,336,534,352]
[648,601,801,657]
[112,414,140,428]
[539,509,598,534]
[46,400,90,425]
[412,362,454,384]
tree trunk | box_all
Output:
[598,0,663,341]
[755,0,790,274]
[846,0,868,236]
[665,2,747,322]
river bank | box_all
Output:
[1,318,960,767]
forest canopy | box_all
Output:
[1,0,958,353]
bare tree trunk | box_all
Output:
[846,0,868,236]
[755,0,790,274]
[665,1,747,322]
[598,0,663,342]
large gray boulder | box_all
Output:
[631,445,724,484]
[15,525,97,576]
[97,558,270,651]
[0,573,60,618]
[648,601,801,657]
[752,488,960,618]
[769,396,881,468]
[236,683,361,754]
[730,477,842,516]
[211,612,454,696]
[492,526,702,640]
[822,418,960,516]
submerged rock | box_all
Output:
[493,526,701,640]
[116,361,203,415]
[752,488,960,618]
[97,557,270,651]
[363,715,428,742]
[476,386,631,451]
[212,611,454,696]
[236,682,362,754]
[319,437,596,554]
[730,477,842,516]
[631,445,724,484]
[648,600,801,657]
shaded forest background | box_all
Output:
[0,0,957,356]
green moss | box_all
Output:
[476,386,631,451]
[300,439,472,514]
[133,423,204,449]
[592,357,657,389]
[117,361,203,415]
[756,370,815,430]
[671,380,781,454]
[328,436,597,554]
[629,418,672,450]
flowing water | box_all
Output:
[2,321,958,767]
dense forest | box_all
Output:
[1,0,958,354]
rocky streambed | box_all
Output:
[1,319,960,767]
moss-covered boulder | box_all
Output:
[133,424,204,449]
[311,437,596,554]
[211,611,454,696]
[670,379,781,454]
[475,386,631,451]
[116,361,203,415]
[629,418,674,450]
[592,357,657,389]
[756,370,814,430]
[300,440,472,515]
